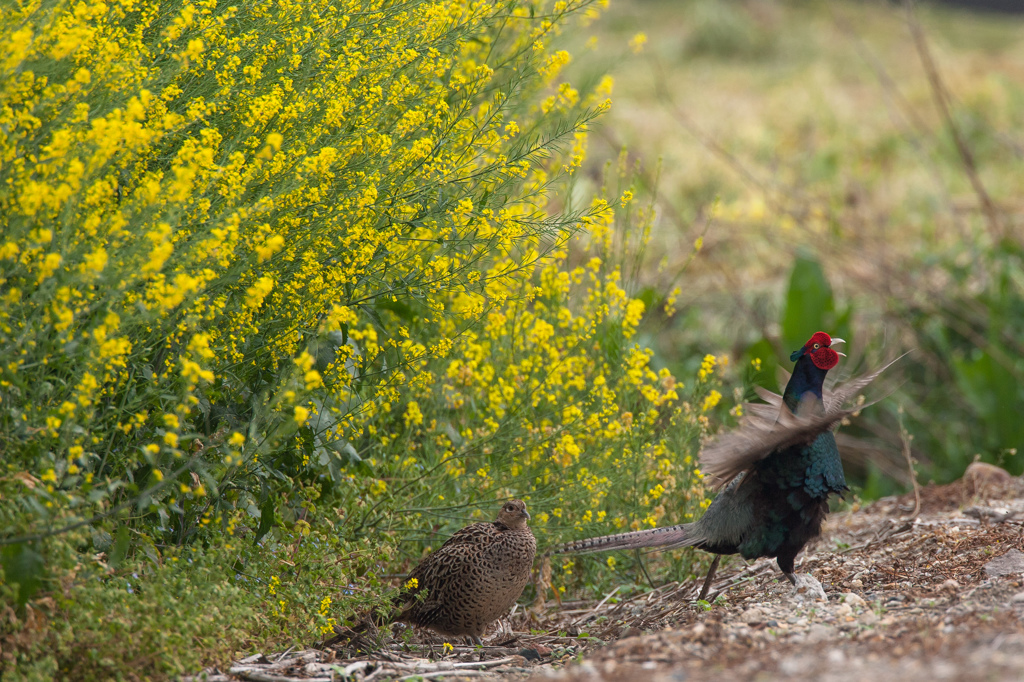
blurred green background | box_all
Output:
[570,0,1024,495]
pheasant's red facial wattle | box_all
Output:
[802,331,841,370]
[810,347,839,370]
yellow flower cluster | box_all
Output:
[1,0,617,534]
[701,390,722,412]
[698,354,717,381]
[1,0,722,608]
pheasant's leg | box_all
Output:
[777,553,798,585]
[697,555,721,601]
[471,635,483,646]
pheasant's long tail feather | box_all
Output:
[321,597,402,649]
[547,524,695,556]
[321,618,377,649]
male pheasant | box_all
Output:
[551,332,896,598]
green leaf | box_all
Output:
[952,349,1024,454]
[742,337,780,394]
[299,426,314,457]
[109,525,131,569]
[375,297,416,321]
[781,254,835,354]
[636,286,657,311]
[1,542,44,607]
[255,495,276,543]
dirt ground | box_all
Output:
[194,464,1024,682]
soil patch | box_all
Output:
[189,472,1024,682]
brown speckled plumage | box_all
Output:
[397,499,536,639]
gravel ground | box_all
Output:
[193,464,1024,682]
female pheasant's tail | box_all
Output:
[546,523,697,556]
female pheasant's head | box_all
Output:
[497,500,531,529]
[790,331,845,371]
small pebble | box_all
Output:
[807,624,834,643]
[742,608,764,625]
[842,592,867,608]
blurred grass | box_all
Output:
[569,0,1024,493]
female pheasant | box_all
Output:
[325,500,535,648]
[399,499,535,642]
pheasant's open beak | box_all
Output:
[830,338,846,357]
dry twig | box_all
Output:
[903,0,1003,239]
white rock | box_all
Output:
[742,607,765,624]
[791,573,828,602]
[860,610,879,625]
[780,656,813,675]
[807,623,835,643]
[842,592,867,608]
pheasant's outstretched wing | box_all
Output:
[699,400,846,490]
[700,353,908,490]
[823,353,909,414]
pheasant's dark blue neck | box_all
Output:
[782,354,829,411]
